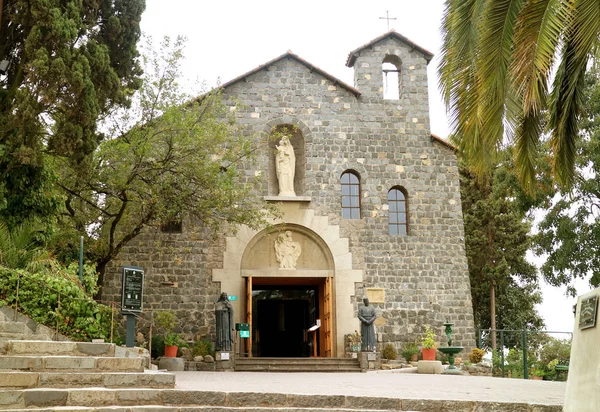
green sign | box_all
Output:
[240,330,250,338]
[228,295,238,301]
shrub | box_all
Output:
[193,339,215,357]
[151,335,165,359]
[400,342,419,360]
[0,266,113,341]
[469,348,486,364]
[381,343,397,360]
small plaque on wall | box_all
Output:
[365,288,385,303]
[579,295,598,330]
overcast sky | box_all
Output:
[141,0,591,336]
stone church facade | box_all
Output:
[103,31,476,357]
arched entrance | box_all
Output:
[241,224,334,357]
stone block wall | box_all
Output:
[102,32,476,352]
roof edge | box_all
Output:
[346,30,434,67]
[431,133,457,151]
[217,51,361,98]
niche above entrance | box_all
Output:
[241,225,333,277]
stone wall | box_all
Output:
[103,32,476,352]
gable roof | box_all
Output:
[219,51,361,97]
[346,30,434,67]
[431,133,457,151]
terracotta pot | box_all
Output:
[164,345,178,358]
[421,348,436,361]
[530,375,543,381]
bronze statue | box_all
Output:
[358,296,376,351]
[215,292,234,351]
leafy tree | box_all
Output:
[0,0,145,227]
[460,155,545,349]
[439,0,600,190]
[534,62,600,295]
[53,37,276,286]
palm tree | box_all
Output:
[439,0,600,191]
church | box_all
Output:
[103,31,476,358]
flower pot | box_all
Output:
[421,348,436,361]
[164,345,178,358]
[530,375,543,380]
[350,344,361,352]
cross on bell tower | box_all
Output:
[379,10,397,31]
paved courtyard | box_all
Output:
[174,370,566,406]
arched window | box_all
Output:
[388,187,408,236]
[382,55,401,100]
[341,171,360,219]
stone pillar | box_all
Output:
[359,352,381,371]
[215,351,235,371]
[564,287,600,412]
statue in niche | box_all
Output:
[275,136,296,196]
[214,292,234,351]
[274,230,301,269]
[358,297,377,352]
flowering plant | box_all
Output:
[421,326,437,349]
[347,330,361,345]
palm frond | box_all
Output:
[514,109,541,191]
[477,0,525,153]
[511,0,569,112]
[549,39,588,189]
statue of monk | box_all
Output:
[215,292,234,351]
[358,297,377,352]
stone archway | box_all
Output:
[212,202,364,356]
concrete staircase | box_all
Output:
[235,357,362,372]
[0,306,56,348]
[0,339,176,410]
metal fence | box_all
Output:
[477,328,572,380]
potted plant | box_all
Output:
[346,330,362,352]
[421,326,437,361]
[401,342,420,362]
[154,310,181,358]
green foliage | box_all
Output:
[400,342,419,360]
[534,63,600,295]
[421,326,436,349]
[0,0,145,228]
[163,332,182,347]
[381,344,398,360]
[55,36,276,281]
[0,266,113,341]
[192,339,215,358]
[151,335,165,359]
[439,0,600,190]
[469,348,486,364]
[459,155,546,340]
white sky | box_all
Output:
[141,0,593,335]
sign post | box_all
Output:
[121,266,144,347]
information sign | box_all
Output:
[579,295,598,330]
[121,266,144,313]
[240,330,250,338]
[228,295,238,301]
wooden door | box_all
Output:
[246,275,252,357]
[323,276,333,357]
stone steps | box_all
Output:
[5,340,116,357]
[0,407,402,412]
[0,355,144,372]
[0,388,562,411]
[0,371,175,389]
[235,357,361,372]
